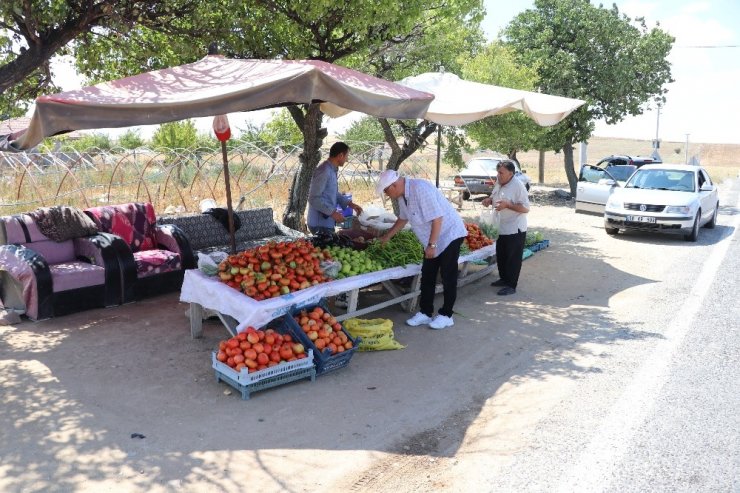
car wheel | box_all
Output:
[684,211,700,242]
[462,191,471,201]
[605,226,619,235]
[704,202,719,229]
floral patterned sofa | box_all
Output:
[158,207,304,254]
[0,209,125,320]
[84,202,195,302]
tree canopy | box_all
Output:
[503,0,674,193]
[0,1,195,116]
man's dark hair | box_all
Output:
[497,160,516,173]
[329,142,349,157]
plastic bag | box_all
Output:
[480,208,500,228]
[197,252,223,276]
[344,318,405,351]
[320,259,342,278]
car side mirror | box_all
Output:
[700,183,713,192]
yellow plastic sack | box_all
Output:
[344,318,405,351]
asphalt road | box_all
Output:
[482,178,740,493]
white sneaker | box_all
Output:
[429,314,454,330]
[406,312,433,326]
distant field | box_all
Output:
[515,136,740,186]
[422,136,740,187]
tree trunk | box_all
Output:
[562,142,578,197]
[378,118,438,216]
[507,149,519,166]
[538,150,545,184]
[282,104,327,231]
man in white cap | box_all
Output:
[377,169,467,329]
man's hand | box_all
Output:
[424,245,437,259]
[482,197,493,207]
[379,233,392,244]
[350,202,363,216]
[331,211,345,222]
[494,199,510,212]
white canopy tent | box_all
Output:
[333,71,586,186]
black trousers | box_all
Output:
[419,237,464,318]
[496,230,526,289]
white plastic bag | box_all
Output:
[197,252,224,276]
[480,208,500,228]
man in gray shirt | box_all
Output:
[307,142,362,234]
[482,160,530,295]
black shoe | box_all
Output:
[497,286,516,296]
[490,279,507,287]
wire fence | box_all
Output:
[0,141,449,218]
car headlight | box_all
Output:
[606,196,623,209]
[665,205,690,214]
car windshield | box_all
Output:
[626,169,696,192]
[464,159,500,176]
[605,165,637,182]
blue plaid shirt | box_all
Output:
[398,178,467,257]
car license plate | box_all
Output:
[627,215,656,223]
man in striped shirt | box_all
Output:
[377,169,467,330]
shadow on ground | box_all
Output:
[0,224,691,492]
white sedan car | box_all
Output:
[603,164,719,242]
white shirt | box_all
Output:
[398,178,467,257]
[491,177,529,235]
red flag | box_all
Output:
[212,114,231,142]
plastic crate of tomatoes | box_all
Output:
[212,319,316,399]
[283,299,360,376]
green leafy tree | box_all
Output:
[260,109,303,149]
[338,116,387,170]
[151,120,198,150]
[117,129,146,149]
[0,1,195,116]
[504,0,674,194]
[460,42,547,165]
[342,7,486,177]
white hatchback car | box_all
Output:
[603,164,719,242]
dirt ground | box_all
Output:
[0,186,678,492]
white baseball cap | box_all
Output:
[376,169,400,196]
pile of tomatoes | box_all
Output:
[293,305,353,356]
[215,326,307,374]
[464,223,494,251]
[217,239,331,300]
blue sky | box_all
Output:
[482,0,740,144]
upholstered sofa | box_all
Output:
[0,211,125,320]
[84,202,195,302]
[158,207,304,254]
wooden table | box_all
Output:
[439,186,467,209]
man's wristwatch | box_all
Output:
[428,242,437,248]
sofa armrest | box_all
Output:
[0,244,53,320]
[73,233,125,307]
[274,222,306,239]
[156,224,196,269]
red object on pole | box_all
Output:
[213,114,236,252]
[213,114,231,142]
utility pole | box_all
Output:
[685,133,690,164]
[651,104,662,161]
